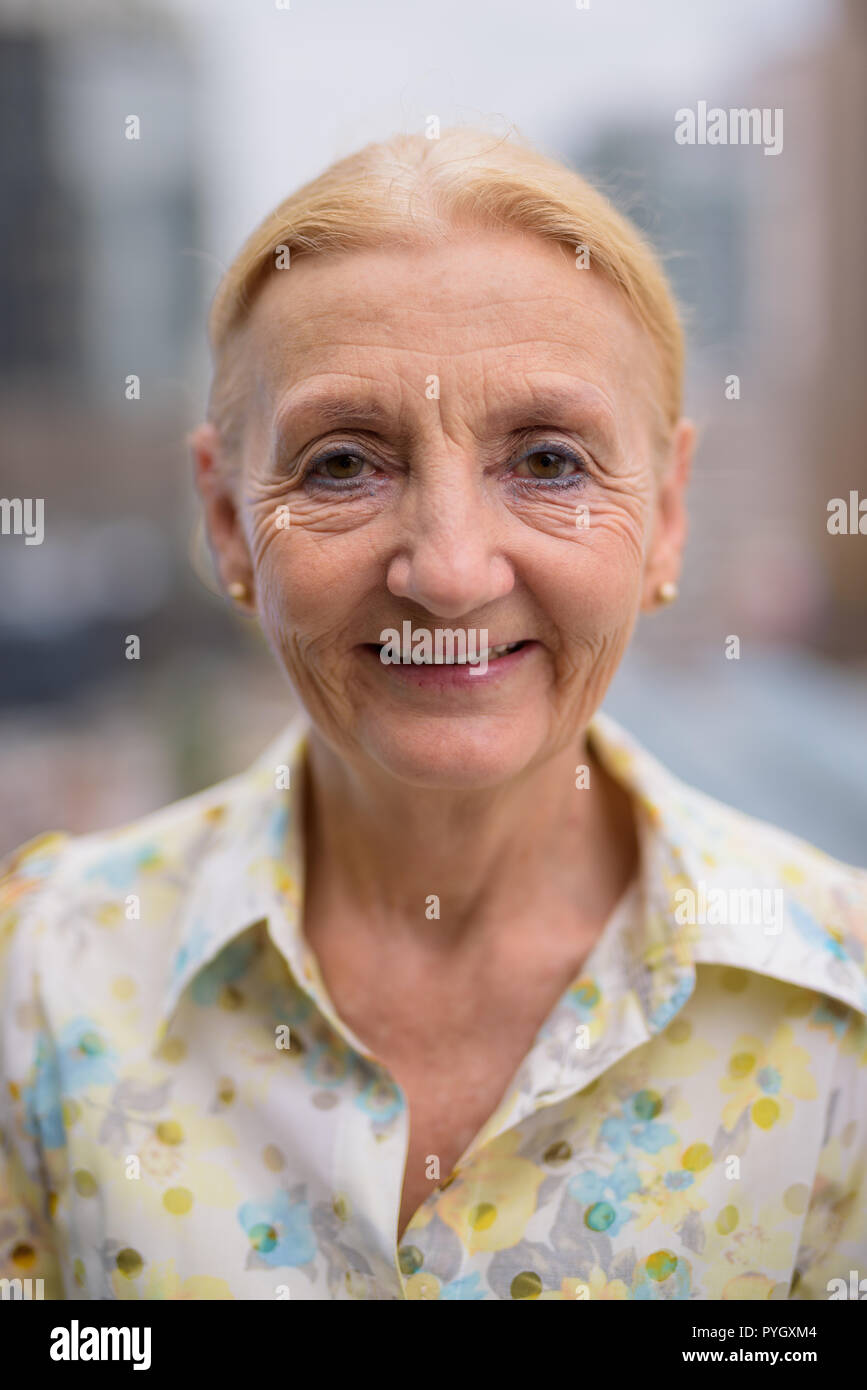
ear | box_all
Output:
[640,418,695,613]
[189,422,255,609]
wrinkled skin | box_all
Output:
[193,228,693,807]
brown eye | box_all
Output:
[526,450,569,480]
[322,453,365,479]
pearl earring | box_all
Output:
[656,581,678,605]
[227,581,249,602]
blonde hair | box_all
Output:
[206,125,684,459]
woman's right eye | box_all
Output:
[306,451,373,485]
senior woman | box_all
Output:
[2,128,866,1304]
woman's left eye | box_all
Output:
[305,450,375,487]
[512,447,586,485]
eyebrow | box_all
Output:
[495,377,617,440]
[272,378,618,451]
[273,388,396,444]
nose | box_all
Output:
[386,464,514,618]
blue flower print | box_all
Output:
[21,1018,116,1151]
[810,998,850,1040]
[266,801,290,855]
[756,1064,782,1095]
[568,1158,641,1237]
[270,985,313,1031]
[22,1035,65,1150]
[633,1249,692,1300]
[83,844,160,892]
[355,1074,404,1125]
[565,977,602,1023]
[788,900,848,961]
[189,938,257,1006]
[239,1189,316,1267]
[664,1169,693,1191]
[57,1017,117,1092]
[601,1090,677,1156]
[304,1040,354,1089]
[169,917,212,989]
[441,1271,488,1300]
[649,972,694,1033]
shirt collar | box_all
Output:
[155,709,867,1046]
[155,718,309,1044]
[588,710,867,1018]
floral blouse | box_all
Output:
[1,711,865,1301]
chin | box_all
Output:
[357,713,546,790]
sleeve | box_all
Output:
[790,1005,867,1300]
[0,834,70,1300]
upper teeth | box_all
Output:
[375,640,523,663]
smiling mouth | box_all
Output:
[367,639,530,664]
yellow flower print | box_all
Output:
[113,1258,233,1300]
[719,1273,778,1300]
[796,1137,867,1279]
[436,1130,545,1255]
[139,1132,184,1182]
[404,1271,441,1299]
[725,1220,794,1273]
[565,974,610,1049]
[251,856,298,904]
[839,1012,867,1064]
[559,1265,630,1300]
[109,1100,241,1228]
[629,1140,715,1232]
[701,1197,796,1299]
[720,1024,817,1131]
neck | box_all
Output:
[301,726,640,953]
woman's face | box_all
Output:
[195,228,693,788]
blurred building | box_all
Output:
[574,122,751,658]
[753,0,867,660]
[0,0,210,709]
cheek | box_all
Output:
[249,512,376,652]
[533,494,648,636]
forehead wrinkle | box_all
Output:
[252,244,642,351]
[251,238,644,352]
[267,298,635,364]
[262,328,634,407]
[246,262,662,453]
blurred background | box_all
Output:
[1,0,865,863]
